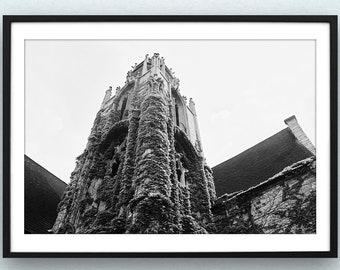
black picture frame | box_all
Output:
[2,15,338,258]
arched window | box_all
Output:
[175,153,188,186]
[120,97,127,120]
[175,104,180,126]
[111,157,120,177]
[172,90,187,133]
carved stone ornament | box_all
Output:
[115,86,121,94]
[147,74,164,93]
[126,70,137,83]
[171,76,180,90]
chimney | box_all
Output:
[284,115,316,155]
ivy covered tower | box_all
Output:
[52,53,216,234]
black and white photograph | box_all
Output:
[3,16,337,256]
[25,41,316,235]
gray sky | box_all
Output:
[25,40,315,183]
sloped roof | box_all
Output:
[212,127,314,197]
[25,155,67,233]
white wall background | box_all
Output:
[1,0,339,269]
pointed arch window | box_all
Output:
[120,97,127,120]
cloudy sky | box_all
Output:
[25,39,315,183]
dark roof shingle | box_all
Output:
[25,155,68,233]
[212,128,314,197]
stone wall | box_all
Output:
[212,157,316,234]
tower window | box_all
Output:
[175,104,180,126]
[175,153,188,186]
[176,168,182,184]
[120,97,127,120]
[111,158,120,177]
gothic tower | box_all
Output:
[52,53,216,234]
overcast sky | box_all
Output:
[25,40,315,183]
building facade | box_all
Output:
[51,54,315,235]
[52,53,216,234]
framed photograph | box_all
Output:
[3,15,338,258]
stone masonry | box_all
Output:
[212,157,316,234]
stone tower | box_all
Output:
[52,53,216,234]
